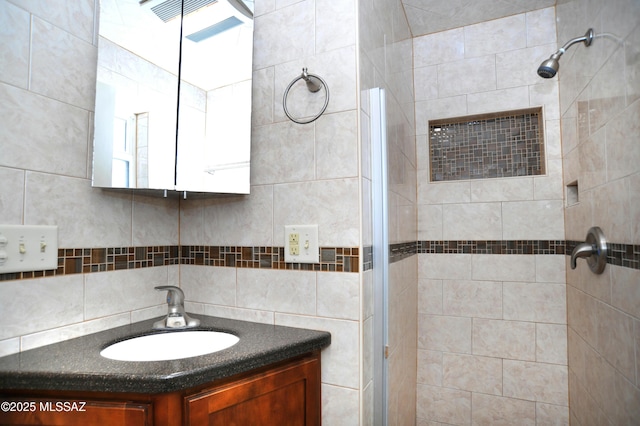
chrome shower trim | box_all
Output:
[537,28,594,79]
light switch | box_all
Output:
[284,225,319,263]
[0,225,58,273]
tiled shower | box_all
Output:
[414,9,570,424]
[1,0,639,425]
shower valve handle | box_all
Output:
[570,226,607,274]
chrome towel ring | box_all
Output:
[283,68,329,124]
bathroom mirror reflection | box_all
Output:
[92,0,253,194]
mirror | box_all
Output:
[92,0,253,194]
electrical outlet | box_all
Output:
[290,238,299,255]
[288,232,300,255]
[284,225,319,263]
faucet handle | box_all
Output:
[155,285,184,305]
[155,285,182,291]
[153,286,200,329]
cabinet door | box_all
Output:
[186,355,320,426]
[0,397,151,426]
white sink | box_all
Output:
[100,331,239,362]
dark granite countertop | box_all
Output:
[0,315,331,394]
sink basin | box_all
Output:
[100,331,239,362]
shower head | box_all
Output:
[537,52,562,78]
[537,28,594,79]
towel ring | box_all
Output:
[283,68,329,124]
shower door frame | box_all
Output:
[370,87,389,426]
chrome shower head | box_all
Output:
[537,28,594,79]
[537,52,562,78]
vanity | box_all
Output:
[0,315,331,425]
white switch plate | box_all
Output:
[284,225,319,263]
[0,225,58,274]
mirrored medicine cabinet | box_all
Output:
[92,0,253,195]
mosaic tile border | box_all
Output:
[417,240,566,255]
[390,242,418,263]
[2,240,637,281]
[361,243,417,271]
[180,245,359,272]
[385,240,638,270]
[362,246,373,272]
[418,240,638,270]
[0,246,181,281]
[0,245,359,281]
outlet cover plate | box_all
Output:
[284,225,319,264]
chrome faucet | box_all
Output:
[153,285,200,329]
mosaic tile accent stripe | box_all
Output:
[383,240,638,270]
[180,245,359,272]
[417,240,566,255]
[362,246,373,272]
[390,242,418,263]
[0,246,181,281]
[2,240,638,281]
[429,108,545,181]
[361,242,416,271]
[0,245,359,281]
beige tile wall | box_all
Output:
[414,8,569,425]
[9,1,637,425]
[179,0,366,421]
[557,0,640,423]
[0,3,363,424]
[417,255,568,425]
[0,1,365,424]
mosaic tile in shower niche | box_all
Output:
[429,107,545,181]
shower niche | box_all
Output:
[428,107,545,182]
[92,0,254,195]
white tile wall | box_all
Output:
[503,360,568,405]
[273,179,360,247]
[84,267,170,319]
[417,384,471,425]
[321,383,360,425]
[181,265,237,306]
[472,393,536,426]
[1,85,91,178]
[276,313,360,389]
[0,1,30,88]
[442,280,502,319]
[0,275,84,341]
[442,203,502,240]
[31,17,96,110]
[442,353,502,395]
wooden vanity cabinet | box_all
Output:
[0,351,321,426]
[185,351,320,425]
[0,397,152,425]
